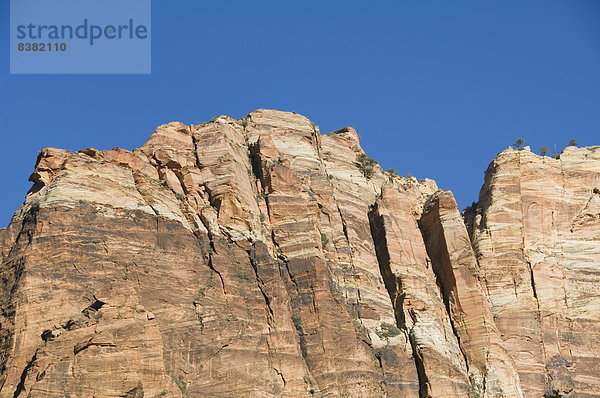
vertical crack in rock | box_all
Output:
[421,191,524,398]
[205,248,226,295]
[367,205,396,304]
[0,258,26,393]
[528,261,538,300]
[0,206,38,394]
[246,114,386,396]
[12,350,37,398]
[246,244,291,392]
[190,131,203,169]
[419,194,475,394]
[247,246,275,320]
[368,204,429,397]
[418,212,472,374]
[407,317,431,398]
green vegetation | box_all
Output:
[194,273,217,301]
[236,270,250,280]
[291,313,308,357]
[173,375,188,394]
[386,168,398,182]
[355,153,377,179]
[540,146,549,157]
[468,375,483,398]
[93,311,103,322]
[352,318,364,332]
[568,138,578,147]
[291,314,302,332]
[340,263,353,274]
[375,322,401,340]
[543,390,562,398]
[320,232,329,248]
[513,138,526,150]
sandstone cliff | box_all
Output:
[466,146,600,398]
[0,110,597,397]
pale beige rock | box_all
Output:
[468,146,600,397]
[420,191,523,398]
[369,184,472,398]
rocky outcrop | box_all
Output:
[467,146,600,398]
[0,110,598,397]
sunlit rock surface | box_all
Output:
[0,111,598,397]
[467,146,600,398]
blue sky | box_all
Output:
[2,1,600,227]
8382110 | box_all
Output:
[17,42,67,52]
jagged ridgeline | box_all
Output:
[1,110,599,397]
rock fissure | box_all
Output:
[12,349,38,398]
[247,247,275,320]
[367,204,429,397]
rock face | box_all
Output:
[466,146,600,398]
[0,110,598,397]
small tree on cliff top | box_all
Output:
[514,138,526,150]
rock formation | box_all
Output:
[466,146,600,398]
[0,110,598,397]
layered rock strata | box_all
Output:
[466,146,600,398]
[0,110,598,397]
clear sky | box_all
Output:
[2,1,600,227]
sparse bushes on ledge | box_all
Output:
[320,232,329,248]
[375,322,401,341]
[291,314,302,332]
[514,139,582,158]
[355,153,377,179]
[387,168,398,182]
[543,389,562,398]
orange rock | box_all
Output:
[1,111,599,397]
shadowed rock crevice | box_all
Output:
[419,196,472,360]
[368,204,429,397]
[0,207,39,394]
[12,350,37,398]
[367,205,397,304]
[421,191,525,398]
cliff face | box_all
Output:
[0,110,597,398]
[467,146,600,398]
